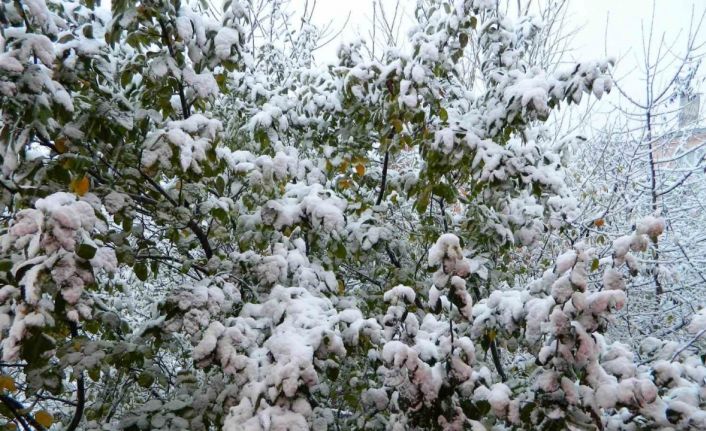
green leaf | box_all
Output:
[334,242,347,259]
[591,258,599,272]
[120,70,132,88]
[77,243,97,260]
[21,330,55,364]
[391,119,403,133]
[439,108,448,122]
[432,183,456,202]
[415,189,431,214]
[215,176,226,194]
[138,372,155,388]
[88,367,101,382]
[212,207,229,224]
[520,401,536,422]
[122,216,133,233]
[459,32,469,48]
[0,260,12,272]
[461,399,491,420]
[325,366,339,382]
[150,260,159,277]
[134,262,149,281]
[412,110,426,125]
[85,320,100,334]
[82,25,94,39]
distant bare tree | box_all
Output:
[565,1,706,344]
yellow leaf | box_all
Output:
[34,411,53,428]
[0,374,16,392]
[338,178,351,190]
[391,119,403,133]
[6,422,17,430]
[338,159,350,174]
[70,176,90,196]
[142,163,158,177]
[337,279,345,295]
[54,137,69,154]
[355,163,365,176]
[487,329,496,342]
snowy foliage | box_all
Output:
[0,0,704,430]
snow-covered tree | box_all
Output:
[0,1,704,430]
[564,3,706,348]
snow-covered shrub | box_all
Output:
[0,0,703,430]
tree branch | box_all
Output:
[0,394,46,431]
[66,374,85,431]
[489,338,507,382]
[67,322,85,431]
[376,150,389,206]
[671,327,706,361]
[0,395,30,431]
[385,245,401,268]
[157,17,190,120]
[139,169,214,259]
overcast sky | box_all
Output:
[302,0,703,63]
[298,0,706,118]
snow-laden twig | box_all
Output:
[671,327,706,361]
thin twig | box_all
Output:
[670,327,706,361]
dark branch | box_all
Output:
[490,339,507,382]
[66,374,85,431]
[67,322,85,431]
[157,17,191,120]
[139,169,214,259]
[385,245,401,268]
[0,394,46,431]
[376,150,389,206]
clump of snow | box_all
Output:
[603,268,625,291]
[261,184,346,234]
[214,27,241,59]
[554,250,576,274]
[183,67,219,99]
[142,114,222,173]
[688,308,706,333]
[384,285,416,305]
[487,383,512,417]
[636,215,665,240]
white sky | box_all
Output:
[302,0,703,63]
[572,0,705,102]
[299,0,706,118]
